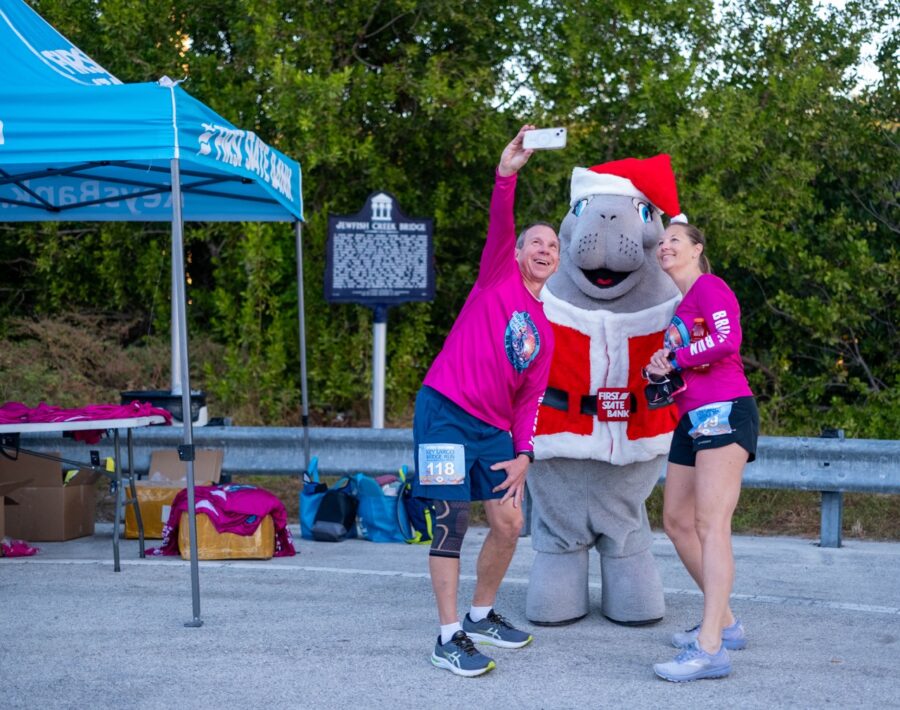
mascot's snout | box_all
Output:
[561,193,662,292]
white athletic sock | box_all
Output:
[440,622,462,645]
[468,605,493,623]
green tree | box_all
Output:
[660,0,899,436]
[7,0,897,435]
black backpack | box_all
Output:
[311,477,359,542]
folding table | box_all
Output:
[0,415,167,571]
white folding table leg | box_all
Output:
[112,429,122,572]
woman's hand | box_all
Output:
[646,348,673,376]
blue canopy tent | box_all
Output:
[0,0,311,625]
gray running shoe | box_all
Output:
[431,631,496,677]
[463,610,533,649]
[671,619,747,650]
[654,641,732,682]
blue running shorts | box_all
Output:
[411,386,514,502]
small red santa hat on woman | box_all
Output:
[570,154,687,223]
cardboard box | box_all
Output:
[124,449,223,539]
[0,453,98,541]
[0,479,31,539]
[178,512,274,560]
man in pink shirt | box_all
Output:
[414,125,560,676]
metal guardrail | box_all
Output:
[14,427,900,548]
[730,435,900,547]
[14,426,413,477]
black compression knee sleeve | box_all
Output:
[429,500,470,559]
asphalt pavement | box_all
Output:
[1,525,898,709]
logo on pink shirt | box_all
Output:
[505,311,540,373]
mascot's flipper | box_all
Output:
[600,549,665,625]
[526,548,589,625]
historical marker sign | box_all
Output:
[325,191,435,304]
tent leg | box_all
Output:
[294,221,310,472]
[171,157,203,628]
[170,239,182,393]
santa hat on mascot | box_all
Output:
[570,154,687,223]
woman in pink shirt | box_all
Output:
[645,222,759,683]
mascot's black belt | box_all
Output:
[543,386,638,419]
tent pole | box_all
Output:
[171,157,203,627]
[170,254,182,393]
[294,220,310,471]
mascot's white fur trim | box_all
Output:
[534,289,680,464]
[570,167,650,205]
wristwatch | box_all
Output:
[516,450,535,462]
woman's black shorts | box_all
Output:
[668,396,759,467]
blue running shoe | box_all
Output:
[671,619,746,650]
[431,631,496,677]
[463,610,533,649]
[654,641,731,682]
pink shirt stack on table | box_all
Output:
[0,401,173,443]
[423,172,554,453]
[0,401,173,425]
[665,273,753,415]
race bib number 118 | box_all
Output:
[418,443,466,486]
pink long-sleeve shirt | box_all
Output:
[664,273,753,415]
[423,171,554,454]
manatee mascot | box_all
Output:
[527,156,684,626]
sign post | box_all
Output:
[325,192,434,428]
[371,304,388,428]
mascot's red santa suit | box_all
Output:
[527,155,683,626]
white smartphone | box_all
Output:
[523,127,567,151]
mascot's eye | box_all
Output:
[637,202,652,223]
[573,198,589,217]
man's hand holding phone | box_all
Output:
[499,126,568,177]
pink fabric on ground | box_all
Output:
[148,484,296,557]
[1,538,40,557]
